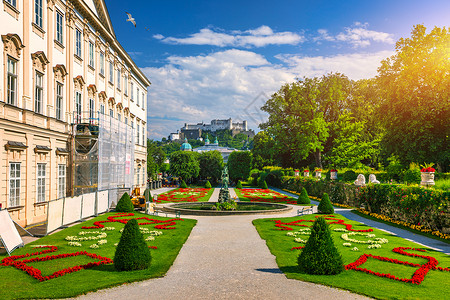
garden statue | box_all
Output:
[221,166,229,189]
[218,166,230,203]
[354,174,366,186]
[369,174,380,184]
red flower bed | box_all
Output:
[239,189,297,204]
[1,246,112,282]
[345,247,449,285]
[156,188,211,203]
[82,213,183,230]
[273,216,373,232]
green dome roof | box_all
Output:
[213,137,219,145]
[205,134,210,144]
[180,138,192,151]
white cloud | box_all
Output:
[143,49,393,139]
[155,25,304,48]
[335,23,395,48]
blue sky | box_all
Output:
[105,0,450,140]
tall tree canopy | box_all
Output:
[169,151,200,182]
[227,151,252,181]
[377,25,449,170]
[198,150,223,183]
[251,131,278,169]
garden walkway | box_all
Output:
[76,188,368,300]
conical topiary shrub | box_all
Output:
[297,187,311,204]
[115,192,134,212]
[298,216,343,275]
[318,193,334,214]
[205,180,212,188]
[236,180,243,189]
[180,180,187,188]
[114,219,152,271]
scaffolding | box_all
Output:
[71,111,134,196]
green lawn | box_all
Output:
[253,214,450,299]
[0,212,196,299]
[156,187,214,203]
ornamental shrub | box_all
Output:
[341,170,357,182]
[297,187,311,204]
[236,180,243,189]
[205,180,212,188]
[115,192,134,212]
[114,219,152,271]
[260,180,268,189]
[298,216,343,275]
[180,180,187,188]
[318,193,334,214]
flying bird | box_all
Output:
[145,26,150,31]
[125,12,136,27]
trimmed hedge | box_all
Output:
[180,180,187,188]
[298,216,343,275]
[114,219,152,271]
[236,180,243,189]
[318,193,334,214]
[297,187,311,204]
[115,192,134,212]
[205,180,212,188]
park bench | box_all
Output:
[297,206,313,216]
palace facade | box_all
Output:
[0,0,150,226]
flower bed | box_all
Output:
[235,188,297,204]
[156,188,213,203]
[253,213,450,299]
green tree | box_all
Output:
[297,187,310,204]
[116,192,134,212]
[147,139,166,179]
[318,193,334,214]
[251,131,278,169]
[198,150,223,183]
[260,73,352,168]
[377,25,450,171]
[227,151,252,181]
[169,151,200,182]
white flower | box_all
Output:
[101,227,115,231]
[294,237,307,243]
[145,236,155,241]
[368,244,382,249]
[286,232,294,236]
[68,241,82,247]
[343,243,352,247]
[98,239,107,245]
[351,247,359,251]
[89,244,99,249]
[114,243,118,246]
[333,228,348,232]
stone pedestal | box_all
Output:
[303,171,309,177]
[420,172,435,186]
[330,171,338,180]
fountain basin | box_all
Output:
[161,201,292,216]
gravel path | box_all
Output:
[76,192,368,299]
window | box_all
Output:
[136,88,140,106]
[109,109,113,118]
[6,0,17,7]
[117,69,121,89]
[100,103,105,115]
[125,117,128,125]
[37,163,46,203]
[99,52,104,75]
[89,98,94,122]
[130,82,134,100]
[75,91,81,123]
[58,165,66,198]
[142,168,145,185]
[142,126,145,146]
[75,29,82,57]
[35,0,43,28]
[35,72,43,114]
[89,42,94,67]
[124,76,128,95]
[56,11,63,43]
[109,61,113,83]
[56,83,63,120]
[137,167,140,186]
[142,92,145,109]
[7,57,17,105]
[137,124,140,144]
[118,113,121,122]
[9,163,20,207]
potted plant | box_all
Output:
[330,169,338,180]
[303,169,310,177]
[315,168,322,179]
[420,165,435,186]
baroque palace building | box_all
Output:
[0,0,150,226]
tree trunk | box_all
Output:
[314,149,322,168]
